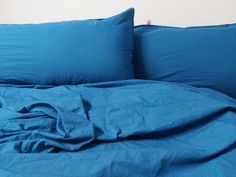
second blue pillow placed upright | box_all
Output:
[134,24,236,99]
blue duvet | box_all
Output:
[0,80,236,177]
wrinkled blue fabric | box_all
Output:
[0,80,236,177]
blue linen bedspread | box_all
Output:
[0,80,236,177]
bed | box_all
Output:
[0,8,236,177]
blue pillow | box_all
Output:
[134,23,236,99]
[0,8,134,85]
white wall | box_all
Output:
[0,0,236,27]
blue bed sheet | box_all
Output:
[0,80,236,177]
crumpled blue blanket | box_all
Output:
[0,80,236,177]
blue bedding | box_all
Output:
[0,80,236,177]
